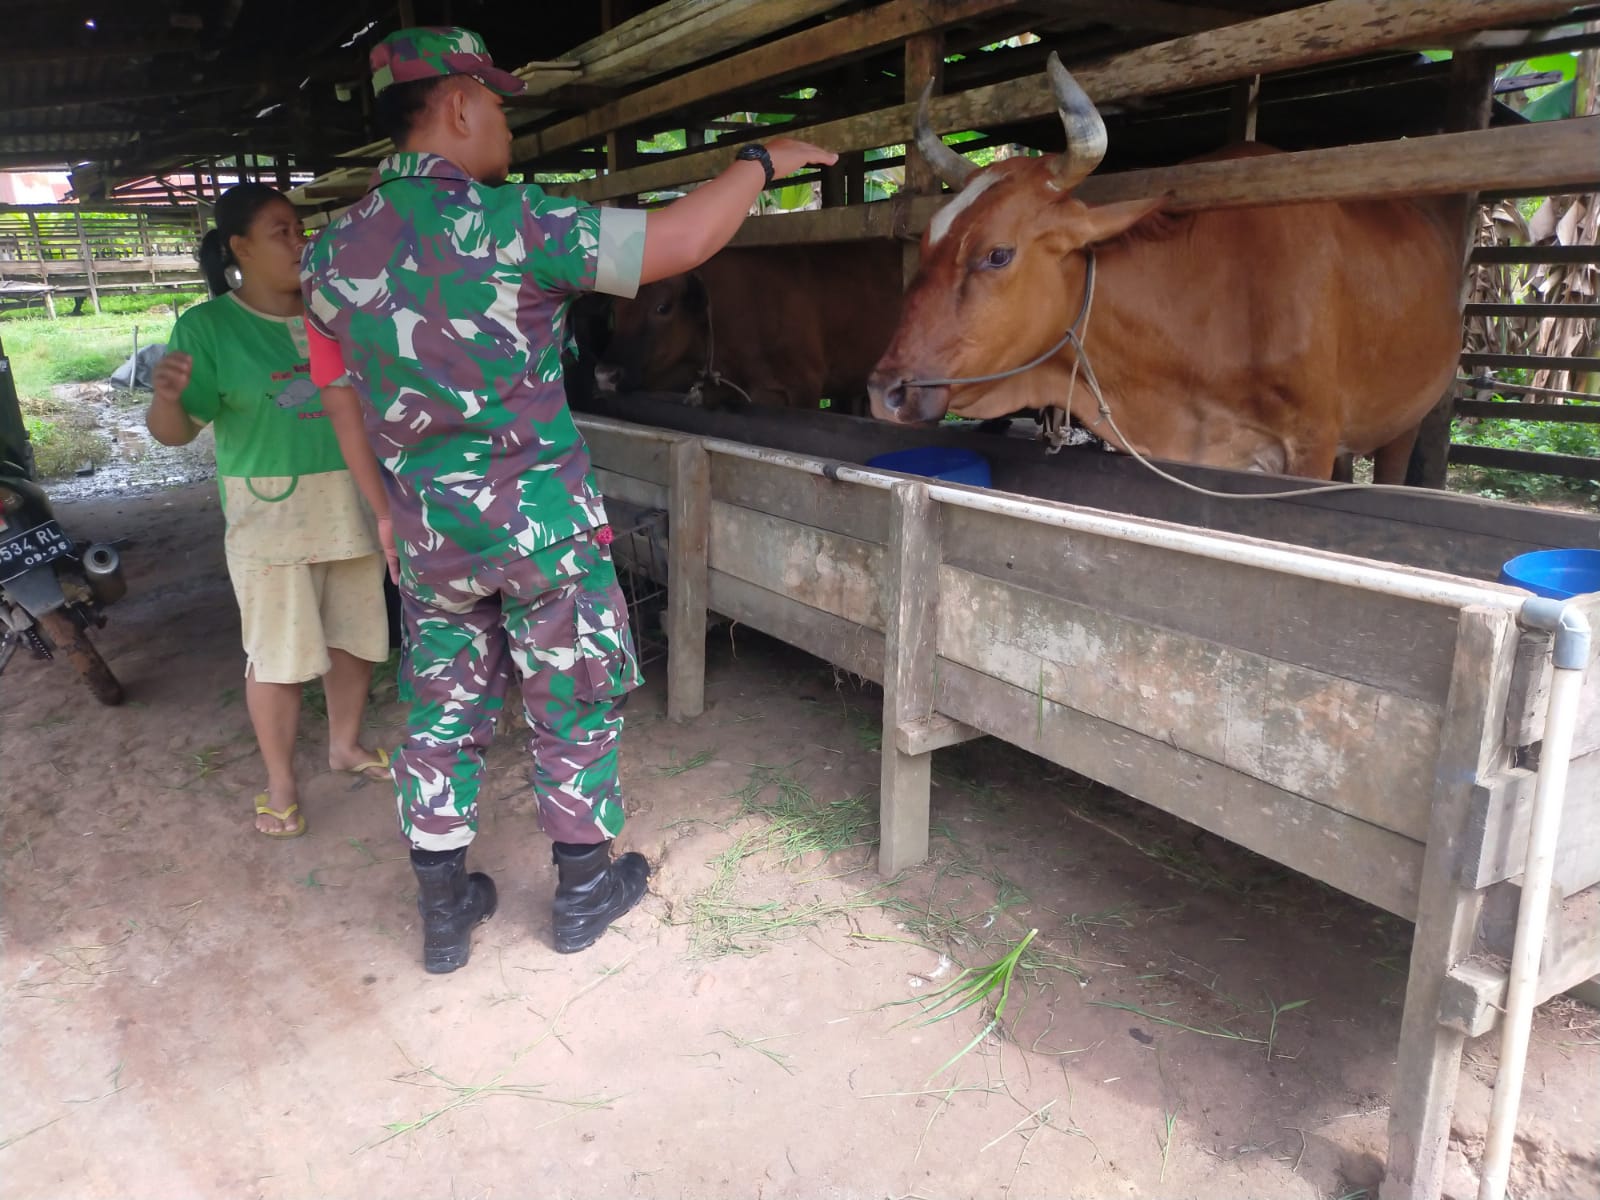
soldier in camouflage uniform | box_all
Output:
[301,27,835,973]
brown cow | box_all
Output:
[600,242,904,413]
[868,55,1462,483]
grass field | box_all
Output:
[1,295,202,476]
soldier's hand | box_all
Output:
[763,138,839,178]
[152,352,192,404]
[377,516,400,585]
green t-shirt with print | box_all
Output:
[167,293,345,478]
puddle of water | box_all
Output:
[34,384,217,502]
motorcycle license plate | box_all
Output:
[0,520,71,583]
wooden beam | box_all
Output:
[511,0,1017,164]
[1449,443,1600,481]
[667,439,711,721]
[557,0,1594,202]
[1022,0,1255,35]
[0,40,197,66]
[516,0,854,101]
[724,118,1600,247]
[878,481,942,877]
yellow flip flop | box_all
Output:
[343,747,392,782]
[254,794,306,839]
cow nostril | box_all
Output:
[882,380,907,412]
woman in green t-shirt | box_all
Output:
[147,184,392,839]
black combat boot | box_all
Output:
[410,847,497,974]
[551,840,650,954]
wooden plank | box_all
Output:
[939,504,1461,706]
[1465,303,1600,319]
[896,714,983,756]
[520,0,852,99]
[1382,608,1521,1200]
[558,0,1594,201]
[511,0,1017,163]
[24,212,52,319]
[1463,752,1600,896]
[73,212,99,315]
[581,422,673,484]
[932,657,1424,917]
[667,440,711,721]
[725,120,1600,245]
[706,569,884,683]
[1461,351,1600,374]
[1559,594,1600,760]
[938,564,1442,838]
[1471,244,1600,265]
[902,31,945,289]
[1449,443,1600,481]
[879,482,942,876]
[1454,399,1600,423]
[709,449,890,545]
[709,501,886,631]
[594,467,668,512]
[1075,119,1600,210]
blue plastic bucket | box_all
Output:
[866,446,992,488]
[1499,548,1600,600]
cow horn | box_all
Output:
[913,77,976,190]
[1047,52,1107,190]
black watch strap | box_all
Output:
[735,143,775,189]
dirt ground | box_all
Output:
[3,481,1597,1200]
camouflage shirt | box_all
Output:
[300,151,645,586]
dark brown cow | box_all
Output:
[868,55,1462,483]
[600,242,904,413]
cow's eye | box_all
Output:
[982,246,1015,270]
[654,301,672,316]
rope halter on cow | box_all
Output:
[686,297,755,410]
[901,251,1101,455]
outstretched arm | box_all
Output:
[640,138,837,284]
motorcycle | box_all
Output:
[0,335,126,705]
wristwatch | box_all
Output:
[735,143,775,189]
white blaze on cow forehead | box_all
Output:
[928,173,1000,247]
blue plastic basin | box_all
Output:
[1499,548,1600,600]
[866,446,992,488]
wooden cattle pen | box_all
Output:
[288,2,1600,1197]
[0,205,204,317]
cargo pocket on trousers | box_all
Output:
[572,576,643,703]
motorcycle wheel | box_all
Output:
[35,609,125,706]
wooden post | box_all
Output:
[900,32,943,287]
[878,480,941,876]
[1229,74,1261,142]
[27,213,55,320]
[666,438,710,721]
[139,210,156,284]
[75,212,100,315]
[1381,607,1519,1200]
[1408,51,1495,487]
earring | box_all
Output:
[223,263,244,290]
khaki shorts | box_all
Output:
[226,553,389,684]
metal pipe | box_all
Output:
[1477,598,1592,1200]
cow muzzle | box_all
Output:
[869,370,950,425]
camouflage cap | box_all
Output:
[369,27,526,98]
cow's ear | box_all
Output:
[1075,197,1165,247]
[684,273,709,314]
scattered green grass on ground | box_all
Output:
[682,765,883,957]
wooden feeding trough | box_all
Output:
[577,399,1600,1200]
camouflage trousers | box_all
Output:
[393,528,642,852]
